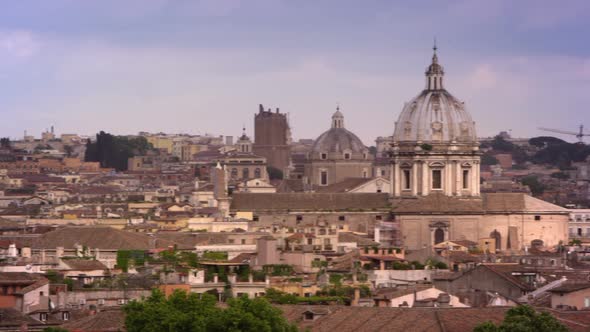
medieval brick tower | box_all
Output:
[253,104,292,176]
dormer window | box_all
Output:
[344,153,351,160]
[320,153,327,160]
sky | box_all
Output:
[1,0,589,144]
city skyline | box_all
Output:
[1,0,589,144]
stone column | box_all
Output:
[394,162,401,196]
[445,164,453,196]
[471,165,478,196]
[422,162,429,196]
[455,161,461,196]
[411,162,418,196]
[475,163,481,195]
[389,163,395,195]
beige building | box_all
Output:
[304,109,373,187]
[389,47,569,252]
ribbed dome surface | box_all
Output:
[393,47,477,145]
[393,89,477,144]
[312,127,367,153]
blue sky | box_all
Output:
[1,0,589,144]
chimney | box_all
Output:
[276,108,280,113]
[259,104,264,113]
[352,288,360,306]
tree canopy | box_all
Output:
[123,289,299,332]
[520,175,546,196]
[0,137,10,149]
[266,166,284,180]
[481,153,500,166]
[473,305,569,332]
[84,131,153,171]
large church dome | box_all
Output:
[311,108,369,158]
[393,47,477,145]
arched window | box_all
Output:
[490,230,501,251]
[242,168,250,179]
[231,168,238,179]
[254,168,261,178]
[434,228,445,244]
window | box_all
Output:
[462,170,469,189]
[362,170,368,178]
[118,299,128,305]
[534,215,541,221]
[242,168,250,179]
[228,239,235,244]
[320,171,328,186]
[585,297,590,308]
[403,169,411,190]
[62,312,70,321]
[254,168,261,178]
[376,215,382,221]
[344,153,351,160]
[98,299,105,306]
[231,168,238,178]
[432,169,442,189]
[338,216,345,221]
[241,239,246,245]
[253,215,259,222]
[296,215,303,222]
[320,153,327,160]
[40,313,48,322]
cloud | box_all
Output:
[468,64,498,89]
[0,30,40,57]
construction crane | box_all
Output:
[538,125,590,143]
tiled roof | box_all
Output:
[231,193,390,211]
[32,226,176,250]
[337,232,380,247]
[62,259,108,271]
[315,178,375,193]
[391,193,569,215]
[62,308,124,331]
[280,306,589,332]
[548,282,590,293]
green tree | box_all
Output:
[266,166,284,180]
[481,154,499,166]
[0,137,10,149]
[520,175,546,196]
[473,305,569,332]
[124,289,298,332]
[84,131,154,171]
[63,145,74,157]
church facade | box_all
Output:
[389,47,569,251]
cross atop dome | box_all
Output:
[425,41,444,90]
